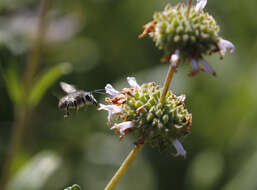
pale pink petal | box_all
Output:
[170,50,180,68]
[191,59,199,71]
[127,77,141,89]
[105,84,121,97]
[195,0,207,12]
[200,60,216,76]
[217,38,235,54]
[172,139,186,158]
[178,94,186,102]
[111,121,134,135]
[98,104,123,122]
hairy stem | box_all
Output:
[24,0,50,91]
[104,144,144,190]
[187,0,192,17]
[160,63,176,104]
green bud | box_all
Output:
[135,100,143,108]
[163,114,169,124]
[156,109,163,118]
[147,113,154,121]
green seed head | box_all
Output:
[139,1,235,76]
[111,82,192,152]
[99,77,192,156]
[153,3,219,57]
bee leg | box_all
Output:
[64,105,70,118]
[64,111,69,118]
[74,101,79,112]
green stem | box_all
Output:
[104,144,144,190]
[0,109,27,190]
[24,0,50,91]
[160,63,176,104]
[187,0,192,17]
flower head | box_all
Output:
[100,77,192,157]
[139,0,235,76]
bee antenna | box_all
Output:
[91,89,106,95]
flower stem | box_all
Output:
[104,144,144,190]
[24,0,50,91]
[160,63,176,104]
[187,0,192,17]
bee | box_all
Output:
[58,82,104,117]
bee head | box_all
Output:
[85,93,98,105]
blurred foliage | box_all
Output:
[0,0,257,190]
[64,184,81,190]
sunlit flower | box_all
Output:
[100,77,192,157]
[172,139,186,158]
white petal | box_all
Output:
[170,50,180,68]
[171,50,179,63]
[195,0,207,12]
[105,84,120,97]
[98,104,123,122]
[111,121,134,135]
[127,77,141,89]
[191,59,199,71]
[178,94,186,102]
[172,139,186,158]
[217,38,235,54]
[200,60,216,76]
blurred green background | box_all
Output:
[0,0,257,189]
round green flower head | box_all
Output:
[154,3,218,54]
[99,77,192,157]
[139,0,235,76]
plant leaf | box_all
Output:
[3,64,24,106]
[28,62,72,108]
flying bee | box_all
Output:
[58,82,104,117]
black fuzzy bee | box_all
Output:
[58,82,104,117]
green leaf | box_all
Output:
[28,62,72,108]
[3,64,24,106]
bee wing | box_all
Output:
[60,82,77,93]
